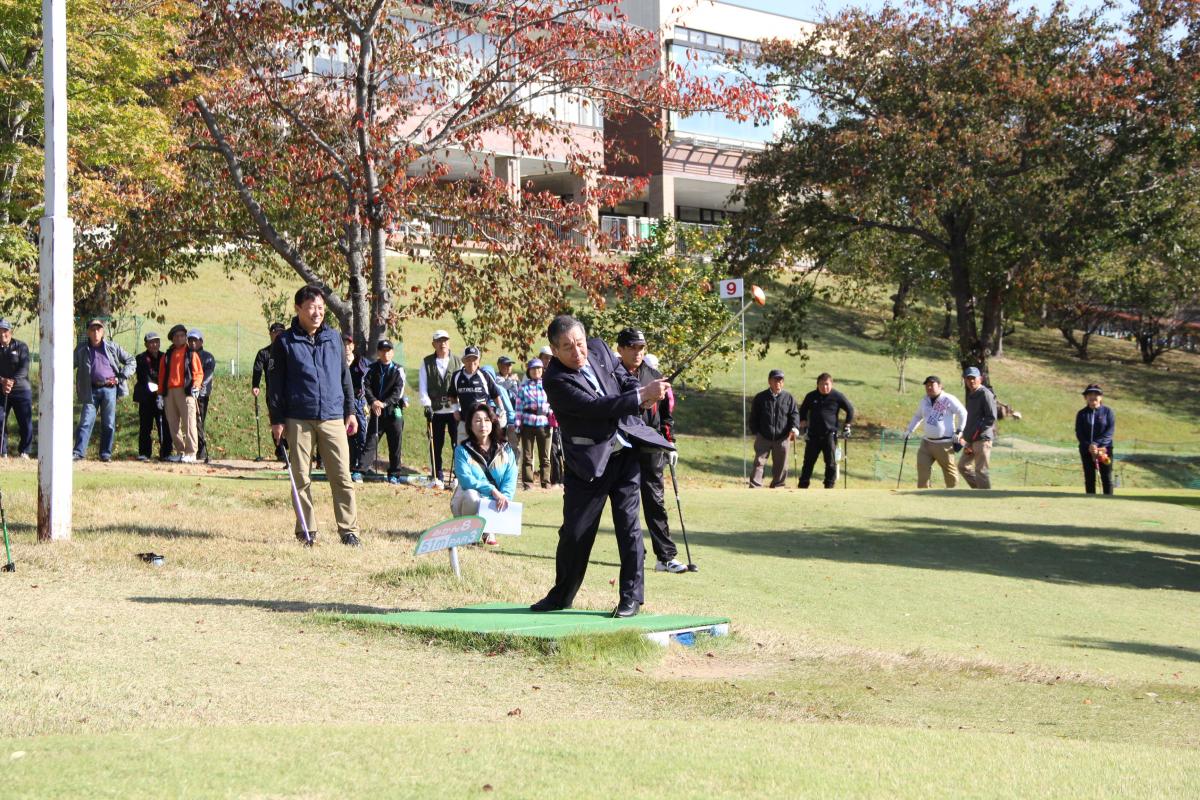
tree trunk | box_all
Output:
[940,295,954,338]
[981,285,1004,362]
[1059,326,1091,359]
[897,358,906,393]
[946,237,989,377]
[891,277,912,321]
[368,220,390,352]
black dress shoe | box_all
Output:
[340,532,362,547]
[612,599,640,618]
[530,596,565,612]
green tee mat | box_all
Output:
[336,602,730,645]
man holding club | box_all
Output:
[529,315,673,618]
[904,375,967,488]
[267,286,362,547]
[748,369,800,488]
[615,328,687,575]
[132,331,170,462]
[958,367,997,489]
[419,330,461,486]
[797,372,855,489]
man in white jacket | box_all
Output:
[904,375,967,488]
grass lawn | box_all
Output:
[0,457,1197,797]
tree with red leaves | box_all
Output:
[179,0,766,351]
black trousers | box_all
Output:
[1,390,33,456]
[799,432,837,488]
[543,447,645,608]
[549,427,565,485]
[1079,444,1114,495]
[638,450,676,562]
[196,395,211,461]
[137,399,171,459]
[364,411,404,475]
[431,413,456,480]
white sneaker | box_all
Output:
[655,559,687,574]
[137,455,149,462]
[181,454,197,463]
[165,455,182,463]
[19,453,30,460]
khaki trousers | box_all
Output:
[958,439,993,489]
[750,434,790,488]
[916,438,959,488]
[165,388,198,458]
[286,418,359,536]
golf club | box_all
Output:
[666,459,698,572]
[666,284,766,384]
[1,487,14,572]
[426,417,443,489]
[896,434,910,490]
[792,434,798,488]
[0,391,8,458]
[278,439,313,546]
[843,428,849,489]
[253,394,264,462]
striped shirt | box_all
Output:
[515,379,550,428]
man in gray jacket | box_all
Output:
[958,367,997,489]
[73,318,136,462]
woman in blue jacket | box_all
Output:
[452,405,517,545]
[1075,383,1115,495]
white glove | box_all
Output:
[496,409,507,428]
[667,450,678,467]
[147,381,158,393]
[155,396,164,410]
[191,388,200,399]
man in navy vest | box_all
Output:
[268,286,362,546]
[529,315,673,618]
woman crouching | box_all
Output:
[451,405,517,545]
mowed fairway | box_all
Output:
[0,459,1197,797]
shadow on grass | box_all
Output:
[1060,636,1200,664]
[489,548,622,568]
[128,595,398,614]
[4,521,215,539]
[683,517,1200,592]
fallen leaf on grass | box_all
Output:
[507,708,521,717]
[483,785,494,792]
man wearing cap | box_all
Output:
[495,356,522,461]
[157,324,204,463]
[188,330,217,463]
[515,358,552,489]
[904,375,968,488]
[958,367,997,489]
[0,319,33,458]
[448,346,505,442]
[132,331,170,461]
[363,339,408,482]
[529,315,674,618]
[616,328,687,574]
[1075,384,1116,495]
[419,330,461,484]
[72,318,136,462]
[253,322,287,461]
[748,369,801,488]
[797,373,855,489]
[267,285,362,546]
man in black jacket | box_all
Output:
[529,315,673,618]
[252,322,286,461]
[797,373,855,489]
[616,328,687,574]
[748,369,800,488]
[363,339,408,482]
[132,331,170,461]
[0,318,34,458]
[189,330,217,463]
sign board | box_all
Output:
[718,278,744,300]
[414,516,484,555]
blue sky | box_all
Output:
[732,0,1130,24]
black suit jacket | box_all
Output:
[543,338,674,481]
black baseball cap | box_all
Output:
[768,369,784,380]
[617,328,647,346]
[269,322,285,334]
[498,355,514,365]
[1082,383,1103,396]
[463,345,480,359]
[377,339,394,351]
[923,375,941,385]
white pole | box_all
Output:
[37,0,74,541]
[741,310,746,486]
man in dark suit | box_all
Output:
[530,315,673,618]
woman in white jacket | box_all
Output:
[904,375,967,488]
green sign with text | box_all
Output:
[414,516,484,555]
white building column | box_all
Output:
[495,156,521,206]
[649,174,675,220]
[38,0,74,541]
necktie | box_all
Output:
[581,365,604,396]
